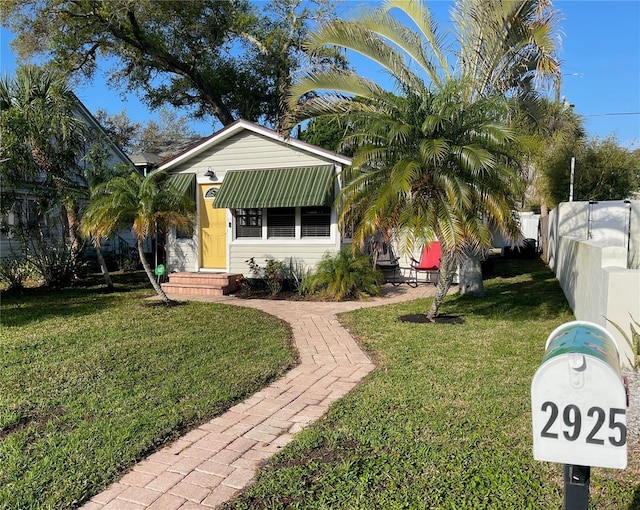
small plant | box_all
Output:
[287,257,309,296]
[246,257,287,296]
[0,256,36,291]
[608,315,640,370]
[303,250,384,301]
[264,259,286,296]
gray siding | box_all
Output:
[167,235,198,273]
[229,241,341,275]
[168,131,335,180]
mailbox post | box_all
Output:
[531,321,627,509]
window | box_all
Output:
[236,208,262,238]
[176,226,193,239]
[301,207,331,237]
[25,198,52,238]
[267,208,295,238]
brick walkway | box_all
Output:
[82,284,438,510]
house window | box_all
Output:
[301,206,331,237]
[267,208,295,238]
[236,208,262,238]
[25,198,52,238]
[176,226,192,239]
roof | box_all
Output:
[156,119,352,171]
[72,93,136,171]
[130,153,163,167]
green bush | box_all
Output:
[608,315,640,370]
[246,257,287,296]
[0,256,36,291]
[287,257,310,296]
[304,250,384,301]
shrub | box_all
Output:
[0,256,36,291]
[35,244,85,287]
[287,257,310,296]
[608,315,640,370]
[246,257,287,296]
[303,250,384,301]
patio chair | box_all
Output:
[408,242,441,285]
[374,242,404,286]
[372,242,425,288]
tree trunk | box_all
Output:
[137,238,172,305]
[426,251,457,320]
[458,249,484,297]
[65,205,81,255]
[93,237,114,292]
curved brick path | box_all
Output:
[82,284,438,510]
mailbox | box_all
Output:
[531,321,627,469]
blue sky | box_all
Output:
[1,0,639,148]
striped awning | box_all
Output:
[213,166,335,209]
[167,173,196,203]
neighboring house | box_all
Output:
[130,136,204,176]
[156,119,352,275]
[0,96,136,259]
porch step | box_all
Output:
[161,272,242,297]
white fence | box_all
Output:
[548,200,640,367]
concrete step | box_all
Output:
[161,272,241,296]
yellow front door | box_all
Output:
[199,184,227,269]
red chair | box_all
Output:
[409,242,441,285]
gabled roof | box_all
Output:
[156,119,352,171]
[72,93,136,171]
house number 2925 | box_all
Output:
[540,401,627,446]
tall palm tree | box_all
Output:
[288,0,560,314]
[509,96,584,260]
[81,171,194,304]
[452,0,561,101]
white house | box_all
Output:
[157,119,352,275]
[1,95,136,260]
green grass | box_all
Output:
[223,258,640,509]
[0,273,297,509]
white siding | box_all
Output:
[163,126,350,274]
[167,235,198,273]
[168,131,336,180]
[229,241,341,275]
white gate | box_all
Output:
[588,201,631,249]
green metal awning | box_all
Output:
[167,173,196,203]
[213,165,335,209]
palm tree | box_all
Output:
[452,0,561,101]
[287,0,560,315]
[0,65,87,267]
[81,171,194,304]
[510,97,584,261]
[338,81,522,319]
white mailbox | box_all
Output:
[531,321,627,469]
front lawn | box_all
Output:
[224,258,640,509]
[0,274,297,509]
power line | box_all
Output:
[584,112,640,117]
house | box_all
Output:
[1,95,136,260]
[156,119,352,275]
